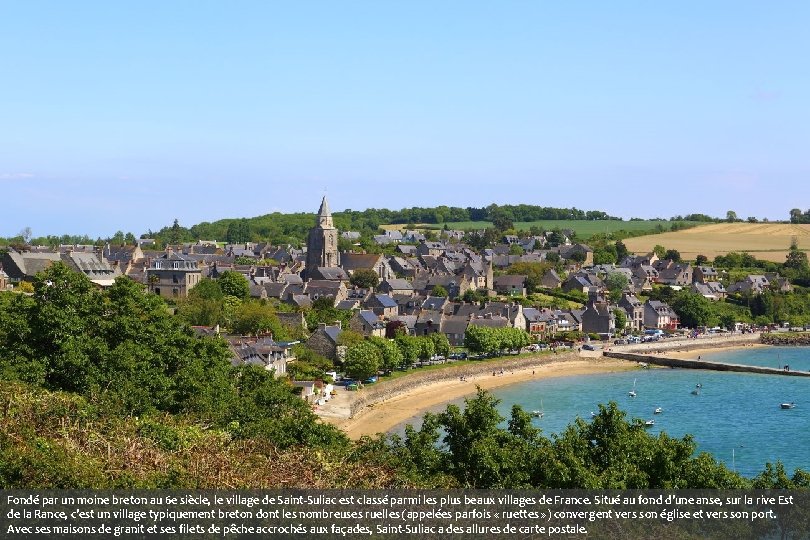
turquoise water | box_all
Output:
[393,346,810,478]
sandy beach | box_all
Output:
[317,333,767,439]
[321,353,637,439]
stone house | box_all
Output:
[364,294,399,318]
[306,322,343,361]
[643,300,679,330]
[350,310,387,337]
[618,293,644,332]
[493,275,527,297]
[378,278,414,296]
[146,252,202,298]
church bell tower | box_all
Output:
[305,196,340,278]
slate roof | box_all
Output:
[340,253,382,272]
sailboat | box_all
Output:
[532,399,544,418]
[628,379,637,397]
[654,407,663,414]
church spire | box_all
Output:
[317,196,334,229]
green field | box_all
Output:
[417,220,705,238]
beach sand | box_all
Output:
[323,354,636,439]
[317,334,768,439]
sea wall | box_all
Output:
[604,351,810,378]
[761,332,810,346]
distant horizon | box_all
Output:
[2,2,808,238]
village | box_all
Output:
[3,196,802,410]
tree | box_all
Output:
[614,240,629,262]
[663,249,681,263]
[431,285,448,297]
[395,333,421,366]
[671,291,714,329]
[653,245,666,258]
[604,272,629,303]
[368,336,403,373]
[166,219,183,245]
[350,268,380,289]
[18,227,33,244]
[695,254,708,266]
[430,332,451,358]
[217,271,250,300]
[491,212,514,232]
[344,341,382,381]
[726,210,738,223]
[613,309,627,332]
[231,301,286,337]
[784,244,809,272]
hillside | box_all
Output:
[622,223,810,262]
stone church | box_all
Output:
[304,196,340,279]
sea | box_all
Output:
[392,346,810,478]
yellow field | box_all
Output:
[622,223,810,262]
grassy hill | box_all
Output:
[400,219,706,238]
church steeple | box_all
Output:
[305,195,340,279]
[317,196,334,229]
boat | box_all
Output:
[644,419,655,427]
[591,411,597,418]
[628,379,637,397]
[780,402,796,409]
[691,388,700,396]
[532,400,545,417]
[654,407,663,414]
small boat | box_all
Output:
[639,362,649,369]
[644,419,655,427]
[654,407,663,414]
[780,402,796,409]
[628,379,637,398]
[532,410,544,418]
[691,388,700,396]
[591,411,597,418]
[696,383,702,388]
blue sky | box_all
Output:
[1,2,808,238]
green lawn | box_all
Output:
[419,219,705,237]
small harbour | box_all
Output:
[394,346,810,478]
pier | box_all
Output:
[604,351,810,378]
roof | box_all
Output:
[318,196,331,217]
[381,278,413,291]
[441,315,469,335]
[422,296,448,311]
[314,267,349,280]
[340,253,382,271]
[494,275,526,288]
[372,294,398,308]
[357,310,384,327]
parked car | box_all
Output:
[582,344,596,351]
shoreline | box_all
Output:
[318,333,765,439]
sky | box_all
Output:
[1,2,809,238]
